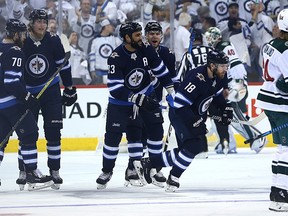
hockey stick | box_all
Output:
[163,30,195,151]
[244,122,288,144]
[0,50,71,148]
[208,112,266,126]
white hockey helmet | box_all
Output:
[277,9,288,32]
[204,27,222,48]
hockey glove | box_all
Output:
[62,86,77,106]
[192,116,204,128]
[221,104,233,126]
[129,94,160,112]
[24,92,40,112]
[276,77,288,93]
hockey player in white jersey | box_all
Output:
[255,9,288,212]
[204,26,267,153]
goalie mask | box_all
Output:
[204,27,222,47]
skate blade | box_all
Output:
[165,185,178,192]
[18,184,25,191]
[51,183,61,190]
[269,201,288,212]
[124,179,144,187]
[223,140,229,155]
[132,161,148,186]
[27,180,54,191]
[151,179,165,188]
[97,183,107,190]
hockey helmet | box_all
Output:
[207,50,229,65]
[204,27,222,47]
[29,9,48,23]
[5,19,27,34]
[277,9,288,32]
[190,29,203,43]
[119,22,142,39]
[144,21,162,34]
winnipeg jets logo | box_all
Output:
[126,68,145,89]
[198,96,213,115]
[81,24,94,38]
[215,1,228,16]
[26,54,49,78]
[110,52,119,58]
[131,53,137,61]
[99,44,113,58]
[197,73,206,82]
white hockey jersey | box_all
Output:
[255,38,288,113]
[89,35,121,71]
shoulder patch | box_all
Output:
[196,73,206,82]
[49,32,57,37]
[11,46,21,51]
[143,41,150,47]
[222,41,229,46]
[110,52,119,58]
[285,41,288,47]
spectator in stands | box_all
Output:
[69,31,91,85]
[193,6,210,32]
[48,19,58,34]
[88,19,121,85]
[217,2,250,42]
[248,2,274,81]
[72,0,96,55]
[174,12,191,65]
[91,0,117,25]
[202,16,216,33]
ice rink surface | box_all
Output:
[0,148,285,216]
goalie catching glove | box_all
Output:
[62,86,77,106]
[221,104,233,126]
[129,93,160,112]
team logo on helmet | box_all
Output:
[126,68,145,89]
[99,43,113,59]
[26,54,49,78]
[80,24,94,38]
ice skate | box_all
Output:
[165,174,180,192]
[96,171,113,189]
[16,171,26,191]
[151,169,166,188]
[26,169,53,191]
[50,170,63,190]
[124,168,144,187]
[195,151,208,159]
[223,139,229,155]
[133,158,155,186]
[269,188,288,212]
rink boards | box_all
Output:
[5,85,274,152]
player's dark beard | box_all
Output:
[130,38,141,49]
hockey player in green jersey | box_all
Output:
[204,26,267,154]
[255,9,288,212]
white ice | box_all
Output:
[0,148,282,216]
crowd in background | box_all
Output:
[0,0,286,85]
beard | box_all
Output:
[130,38,142,49]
